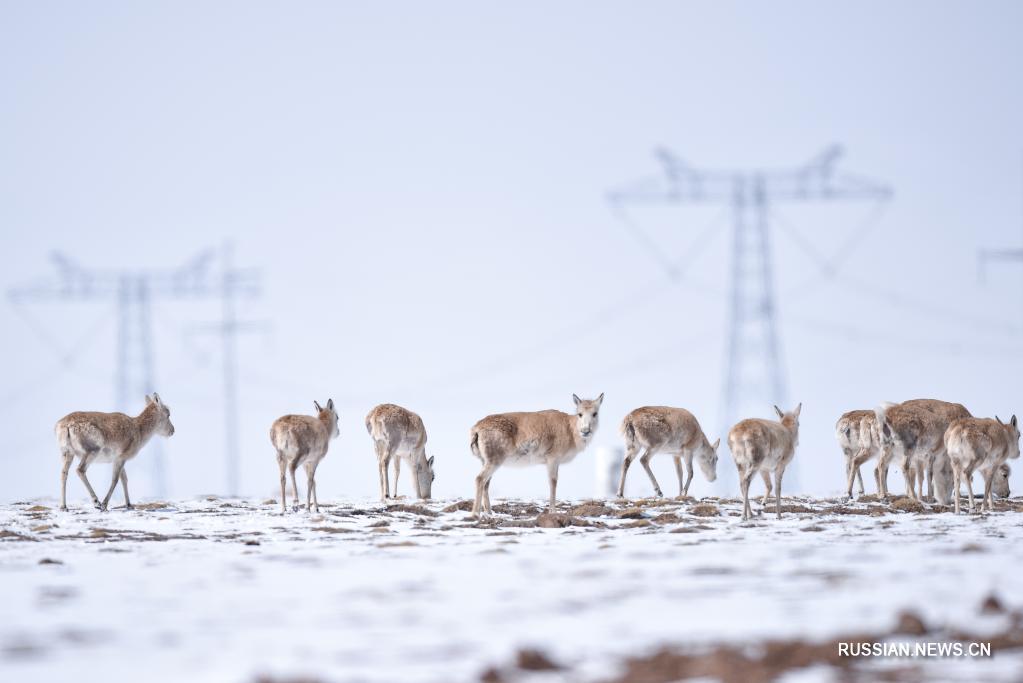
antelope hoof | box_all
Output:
[92,500,103,510]
[124,504,134,511]
[654,489,663,497]
[59,505,68,512]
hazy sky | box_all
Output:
[2,1,1022,505]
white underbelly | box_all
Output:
[503,452,549,468]
[90,450,118,464]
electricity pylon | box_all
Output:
[9,247,262,496]
[609,146,892,492]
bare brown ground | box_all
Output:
[476,598,1023,683]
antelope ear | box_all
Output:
[572,394,581,407]
[314,400,323,412]
[145,394,154,405]
[711,438,721,451]
[596,392,605,407]
[327,398,334,411]
[152,392,161,405]
[996,415,1004,425]
[427,455,435,467]
[774,405,784,419]
[794,403,802,417]
[1012,415,1019,429]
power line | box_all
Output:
[609,145,892,493]
[771,207,1021,336]
[8,247,264,497]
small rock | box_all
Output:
[515,648,561,671]
[479,666,504,683]
[894,610,928,636]
[981,593,1005,614]
[38,558,63,565]
[536,513,573,528]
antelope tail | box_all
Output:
[619,418,636,450]
[469,430,481,461]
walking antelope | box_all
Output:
[617,406,719,498]
[835,409,881,499]
[875,399,970,501]
[469,393,603,517]
[945,415,1020,513]
[270,399,339,514]
[55,393,175,511]
[728,404,801,521]
[365,403,435,501]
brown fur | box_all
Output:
[469,393,603,516]
[835,409,881,499]
[270,399,339,514]
[618,406,719,498]
[55,394,174,511]
[728,404,801,521]
[875,399,970,502]
[994,463,1011,498]
[945,416,1020,513]
[365,403,435,500]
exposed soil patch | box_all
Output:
[386,504,439,517]
[689,504,720,517]
[890,497,925,513]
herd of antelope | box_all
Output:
[53,394,1019,520]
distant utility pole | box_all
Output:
[609,146,892,493]
[9,247,262,497]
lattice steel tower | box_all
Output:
[610,146,892,492]
[9,247,261,496]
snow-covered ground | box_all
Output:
[2,494,1023,682]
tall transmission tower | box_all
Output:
[609,146,892,492]
[9,247,262,497]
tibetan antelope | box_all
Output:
[835,409,882,499]
[270,399,339,514]
[728,403,801,521]
[365,403,435,501]
[469,393,603,517]
[994,463,1011,498]
[55,393,175,511]
[945,415,1019,513]
[875,399,970,501]
[617,406,719,498]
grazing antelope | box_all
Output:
[365,403,435,501]
[930,449,955,506]
[835,409,882,499]
[617,406,719,498]
[55,393,175,511]
[270,399,339,514]
[469,393,603,517]
[994,463,1011,498]
[875,399,970,501]
[728,403,801,521]
[945,415,1020,513]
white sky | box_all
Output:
[2,1,1022,504]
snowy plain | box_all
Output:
[3,493,1023,683]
